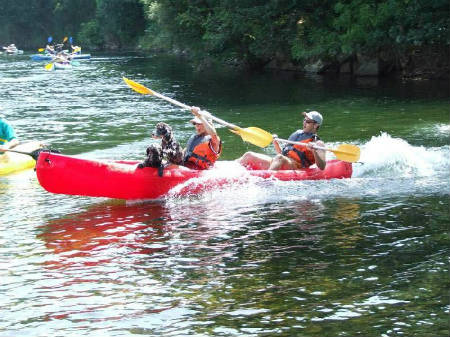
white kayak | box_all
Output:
[3,49,23,55]
[53,62,73,70]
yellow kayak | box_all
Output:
[0,141,43,175]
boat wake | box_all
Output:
[354,132,449,179]
[167,132,450,203]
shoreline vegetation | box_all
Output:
[1,0,448,79]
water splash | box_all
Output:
[355,132,449,178]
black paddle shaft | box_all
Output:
[2,148,61,160]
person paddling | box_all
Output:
[3,44,18,53]
[182,107,222,170]
[71,45,81,55]
[54,51,72,64]
[45,44,55,55]
[237,111,327,170]
[0,116,19,155]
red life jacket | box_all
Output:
[282,131,319,168]
[183,134,222,170]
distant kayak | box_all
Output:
[35,152,352,200]
[30,53,91,61]
[2,49,23,55]
[0,142,42,175]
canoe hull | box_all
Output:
[36,153,352,200]
[53,63,72,70]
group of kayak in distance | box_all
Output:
[1,36,88,71]
[26,36,90,70]
[43,38,83,69]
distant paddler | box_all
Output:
[69,36,82,55]
[2,44,22,54]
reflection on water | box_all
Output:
[1,182,448,336]
[38,202,171,269]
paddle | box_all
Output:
[2,148,43,161]
[122,77,273,147]
[45,61,55,71]
[274,138,360,163]
[122,77,361,161]
[38,48,45,52]
[1,148,60,161]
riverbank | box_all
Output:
[155,44,449,80]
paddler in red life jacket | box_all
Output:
[237,111,326,171]
[182,107,222,170]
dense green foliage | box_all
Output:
[142,0,449,71]
[0,0,448,75]
[0,0,144,49]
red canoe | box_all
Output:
[35,152,352,200]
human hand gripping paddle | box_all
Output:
[39,36,53,52]
[274,137,360,163]
[122,77,273,148]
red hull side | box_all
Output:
[36,153,352,200]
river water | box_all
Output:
[0,53,449,337]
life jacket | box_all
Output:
[183,134,222,170]
[282,131,319,168]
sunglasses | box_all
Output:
[303,118,317,124]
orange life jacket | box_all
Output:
[282,131,319,168]
[183,134,222,170]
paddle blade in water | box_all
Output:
[45,63,54,71]
[123,77,154,95]
[332,144,360,162]
[230,127,273,148]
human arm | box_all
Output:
[0,138,19,151]
[0,120,19,151]
[272,134,282,154]
[191,107,221,152]
[307,140,327,170]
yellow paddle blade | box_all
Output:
[38,48,45,52]
[45,62,54,71]
[331,144,360,163]
[63,36,68,42]
[123,77,155,95]
[230,127,273,148]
